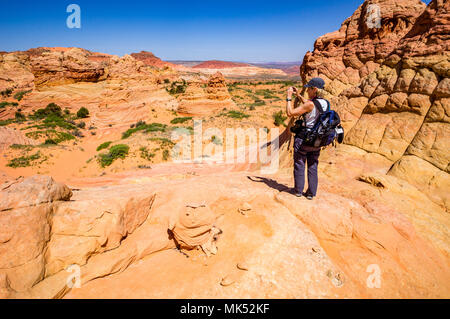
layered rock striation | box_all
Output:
[299,0,449,210]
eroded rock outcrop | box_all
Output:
[0,52,35,92]
[299,0,449,210]
[0,175,221,298]
[28,48,107,87]
[0,48,178,128]
[177,72,236,115]
[0,176,71,297]
[0,127,38,152]
[130,51,188,71]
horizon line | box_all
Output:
[0,46,304,64]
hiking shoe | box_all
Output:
[290,189,303,197]
[303,192,314,200]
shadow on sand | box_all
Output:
[247,175,291,193]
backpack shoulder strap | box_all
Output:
[312,98,325,115]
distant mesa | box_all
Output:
[282,65,300,76]
[130,51,182,69]
[192,60,251,69]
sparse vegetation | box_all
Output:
[255,89,277,99]
[252,99,266,107]
[9,144,34,151]
[0,101,19,108]
[122,121,167,139]
[0,119,15,126]
[1,88,13,98]
[162,149,170,161]
[170,117,192,124]
[15,111,26,121]
[44,138,58,145]
[14,90,31,101]
[148,137,175,148]
[33,113,77,130]
[166,80,187,95]
[7,152,42,168]
[98,144,129,167]
[222,110,250,119]
[140,146,156,161]
[76,107,89,118]
[171,126,193,133]
[31,103,63,119]
[71,129,84,138]
[26,130,75,144]
[77,121,86,129]
[273,110,287,127]
[96,141,112,151]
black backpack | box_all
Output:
[302,98,344,148]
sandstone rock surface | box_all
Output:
[299,0,449,210]
[177,72,236,115]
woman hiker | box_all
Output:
[285,77,329,200]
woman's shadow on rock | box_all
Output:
[247,176,291,193]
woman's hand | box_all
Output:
[294,87,307,103]
[287,86,296,99]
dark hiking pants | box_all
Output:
[293,136,321,196]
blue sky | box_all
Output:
[0,0,427,62]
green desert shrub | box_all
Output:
[255,89,277,99]
[98,144,129,167]
[0,101,19,108]
[223,110,250,119]
[76,121,86,129]
[140,146,156,161]
[71,129,84,138]
[41,113,77,130]
[96,141,112,151]
[148,137,175,148]
[32,103,63,119]
[76,107,89,118]
[253,100,265,107]
[166,80,187,95]
[273,110,287,127]
[44,138,58,145]
[162,149,170,161]
[26,130,75,144]
[122,122,166,139]
[170,117,192,124]
[7,152,41,168]
[0,119,15,126]
[15,111,26,121]
[9,144,34,150]
[0,88,13,97]
[14,90,31,101]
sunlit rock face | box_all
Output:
[300,0,449,210]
